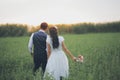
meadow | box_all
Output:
[0,33,120,80]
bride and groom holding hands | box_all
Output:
[28,22,83,80]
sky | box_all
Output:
[0,0,120,26]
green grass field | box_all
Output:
[0,33,120,80]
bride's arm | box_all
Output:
[62,41,76,61]
[47,43,51,59]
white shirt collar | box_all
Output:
[39,29,45,33]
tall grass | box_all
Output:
[0,33,120,80]
[0,37,33,80]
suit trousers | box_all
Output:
[33,53,47,74]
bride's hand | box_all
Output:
[72,57,77,62]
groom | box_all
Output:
[28,22,48,76]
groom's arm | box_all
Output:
[28,33,34,56]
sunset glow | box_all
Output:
[0,0,120,26]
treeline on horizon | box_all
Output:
[0,21,120,37]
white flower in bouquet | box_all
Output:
[76,55,84,63]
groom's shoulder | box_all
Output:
[34,31,42,35]
[31,31,40,37]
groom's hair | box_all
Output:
[40,22,48,30]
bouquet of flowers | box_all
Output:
[76,55,84,63]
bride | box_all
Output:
[44,26,76,80]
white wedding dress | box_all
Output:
[44,36,69,80]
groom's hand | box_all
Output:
[31,53,34,57]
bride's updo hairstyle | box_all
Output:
[49,26,59,49]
